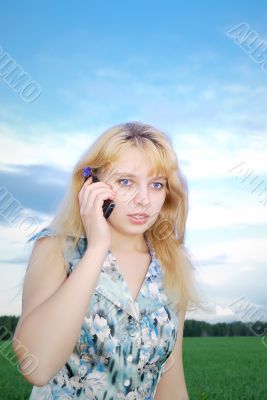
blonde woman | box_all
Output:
[13,121,204,399]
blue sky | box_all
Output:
[0,0,266,324]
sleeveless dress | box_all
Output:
[26,228,179,400]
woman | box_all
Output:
[13,121,203,399]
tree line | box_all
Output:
[0,315,266,340]
[183,319,267,337]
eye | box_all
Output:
[118,178,132,186]
[153,182,164,189]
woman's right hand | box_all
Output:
[78,176,116,250]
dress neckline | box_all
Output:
[107,249,154,304]
[107,233,155,304]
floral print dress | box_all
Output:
[26,228,179,400]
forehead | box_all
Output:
[110,148,159,175]
[102,147,167,182]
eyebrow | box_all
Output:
[113,172,167,180]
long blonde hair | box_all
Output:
[26,121,206,313]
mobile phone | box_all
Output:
[84,171,115,219]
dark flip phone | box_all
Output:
[83,167,115,219]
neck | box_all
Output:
[110,227,148,253]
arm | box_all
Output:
[154,308,189,400]
[12,236,108,387]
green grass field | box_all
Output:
[0,337,266,399]
[183,337,267,399]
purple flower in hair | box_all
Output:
[82,166,92,178]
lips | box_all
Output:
[127,214,149,224]
[128,213,149,217]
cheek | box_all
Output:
[113,187,136,205]
[161,191,167,204]
[154,190,166,205]
[112,193,133,213]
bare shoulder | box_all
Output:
[14,236,67,336]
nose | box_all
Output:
[130,185,151,212]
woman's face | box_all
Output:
[103,148,167,233]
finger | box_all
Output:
[79,176,116,205]
[82,188,116,214]
[93,190,116,215]
[79,178,106,202]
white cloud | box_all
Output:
[192,237,267,264]
[187,198,267,230]
[173,129,267,179]
[0,213,54,316]
[0,122,97,170]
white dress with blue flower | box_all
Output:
[27,228,179,400]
